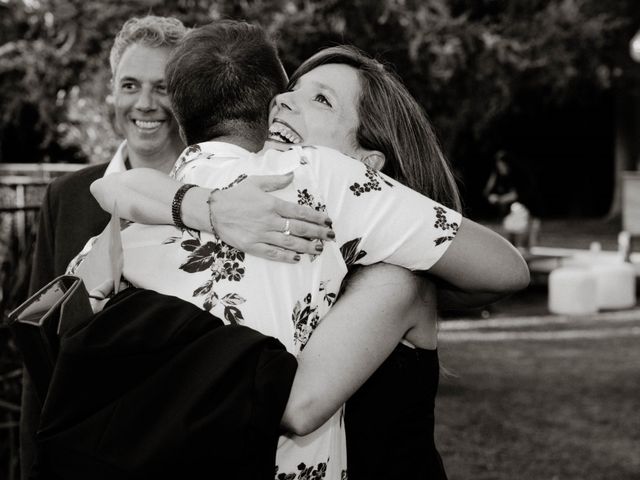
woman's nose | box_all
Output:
[275,91,294,111]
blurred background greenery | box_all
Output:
[2,0,640,217]
[2,0,640,478]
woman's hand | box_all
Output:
[92,169,335,264]
[202,174,335,263]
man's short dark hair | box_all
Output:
[166,20,287,145]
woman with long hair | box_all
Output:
[89,33,528,478]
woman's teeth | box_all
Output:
[268,122,302,144]
[134,120,162,130]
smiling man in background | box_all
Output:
[29,15,187,292]
[21,16,188,479]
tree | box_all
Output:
[1,0,639,214]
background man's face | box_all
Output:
[112,44,181,158]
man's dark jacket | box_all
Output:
[32,288,296,480]
[28,163,110,293]
[22,163,110,479]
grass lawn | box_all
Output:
[435,318,640,480]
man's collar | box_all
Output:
[103,141,129,177]
[197,141,255,158]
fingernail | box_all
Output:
[327,230,335,239]
[315,241,324,252]
[293,254,301,262]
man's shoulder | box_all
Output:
[263,145,360,169]
[48,163,109,196]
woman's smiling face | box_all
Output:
[265,63,363,157]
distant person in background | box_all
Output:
[21,16,189,479]
[483,151,539,249]
[483,150,519,218]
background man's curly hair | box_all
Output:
[109,16,188,76]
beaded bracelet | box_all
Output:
[171,183,197,230]
[206,188,220,237]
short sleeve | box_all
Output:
[300,146,462,271]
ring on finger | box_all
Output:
[282,218,291,236]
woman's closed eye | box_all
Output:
[314,94,332,107]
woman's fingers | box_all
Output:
[273,198,333,228]
[272,207,334,243]
[247,174,333,228]
[273,218,335,243]
[260,230,324,256]
[253,244,302,264]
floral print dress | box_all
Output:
[72,141,461,480]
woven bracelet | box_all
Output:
[206,188,220,237]
[171,183,197,230]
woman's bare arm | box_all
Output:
[281,264,437,435]
[90,168,334,262]
[430,218,530,294]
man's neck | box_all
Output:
[127,148,182,174]
[211,135,263,153]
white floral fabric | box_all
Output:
[72,141,461,479]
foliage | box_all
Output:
[1,0,639,166]
[0,208,37,480]
[0,0,638,212]
[1,1,640,473]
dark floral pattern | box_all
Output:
[174,232,247,323]
[291,282,337,350]
[297,188,326,212]
[276,460,328,480]
[223,173,247,190]
[433,205,459,246]
[298,189,327,261]
[319,280,337,307]
[171,144,202,178]
[292,293,320,350]
[167,167,250,322]
[348,165,394,196]
[340,238,367,267]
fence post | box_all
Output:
[15,185,25,253]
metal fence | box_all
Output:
[0,163,87,479]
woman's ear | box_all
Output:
[361,151,386,170]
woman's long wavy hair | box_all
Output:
[289,45,461,212]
